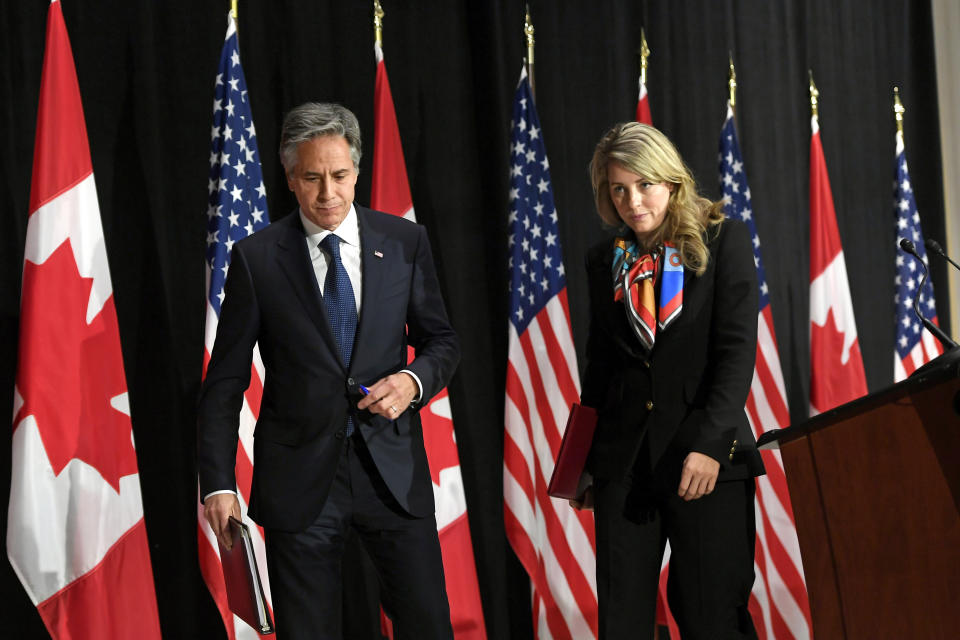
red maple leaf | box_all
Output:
[419,388,461,486]
[14,240,138,492]
[810,306,868,412]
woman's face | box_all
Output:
[607,161,673,243]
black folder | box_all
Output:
[219,517,275,635]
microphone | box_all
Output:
[898,238,957,349]
[924,238,960,273]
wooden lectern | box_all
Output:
[758,356,960,638]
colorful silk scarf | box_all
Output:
[612,237,684,350]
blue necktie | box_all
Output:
[320,233,358,435]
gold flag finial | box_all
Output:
[524,4,536,97]
[894,86,905,137]
[728,53,737,109]
[231,0,238,20]
[374,1,384,47]
[809,69,819,120]
[639,28,650,86]
[524,4,535,66]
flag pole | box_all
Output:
[728,52,737,111]
[231,0,237,20]
[894,86,905,138]
[524,4,535,99]
[374,0,384,47]
[638,28,650,88]
[809,69,819,122]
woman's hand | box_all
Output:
[678,452,720,501]
[569,485,595,511]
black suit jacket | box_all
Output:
[198,206,460,532]
[580,218,765,483]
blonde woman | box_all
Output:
[575,122,764,639]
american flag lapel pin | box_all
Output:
[374,250,383,258]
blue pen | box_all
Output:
[359,384,370,395]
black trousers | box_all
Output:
[265,433,453,640]
[594,454,758,640]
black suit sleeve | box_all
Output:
[688,220,759,464]
[197,244,260,498]
[404,225,460,407]
[580,247,618,410]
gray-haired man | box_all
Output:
[198,102,459,639]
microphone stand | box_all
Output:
[925,238,960,273]
[899,238,958,352]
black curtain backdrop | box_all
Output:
[1,1,947,638]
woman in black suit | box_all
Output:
[574,122,765,639]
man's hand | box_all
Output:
[204,493,241,550]
[357,372,418,420]
[678,452,720,501]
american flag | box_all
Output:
[893,127,943,381]
[197,13,272,639]
[502,67,597,640]
[720,104,812,640]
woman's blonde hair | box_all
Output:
[589,122,724,275]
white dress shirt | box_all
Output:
[301,206,362,313]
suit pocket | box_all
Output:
[254,417,305,446]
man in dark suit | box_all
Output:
[198,102,459,639]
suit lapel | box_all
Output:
[273,212,344,369]
[353,207,388,373]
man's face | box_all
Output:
[286,135,358,230]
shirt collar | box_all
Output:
[300,204,360,248]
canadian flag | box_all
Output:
[7,2,162,638]
[636,77,652,126]
[372,41,487,639]
[809,115,868,414]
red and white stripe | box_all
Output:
[195,16,273,639]
[894,324,943,380]
[809,116,868,415]
[372,40,487,639]
[504,291,598,640]
[745,305,812,639]
[197,337,272,640]
[8,2,161,637]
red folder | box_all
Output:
[219,517,275,635]
[547,403,598,499]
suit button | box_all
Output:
[347,377,355,386]
[643,360,651,368]
[729,452,734,461]
[733,439,738,446]
[335,430,345,440]
[645,400,654,410]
